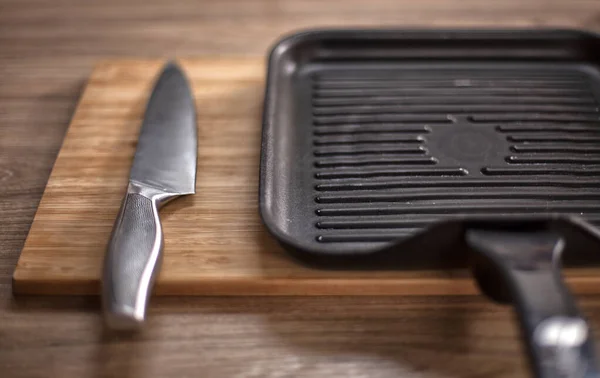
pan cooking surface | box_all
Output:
[311,65,600,244]
[260,30,600,260]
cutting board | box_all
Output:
[13,58,600,296]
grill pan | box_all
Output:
[259,29,600,377]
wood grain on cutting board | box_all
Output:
[12,58,600,295]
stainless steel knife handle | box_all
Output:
[102,182,173,330]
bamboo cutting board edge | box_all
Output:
[13,58,600,296]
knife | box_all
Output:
[102,62,197,330]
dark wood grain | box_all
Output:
[2,1,600,377]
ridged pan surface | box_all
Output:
[260,29,600,266]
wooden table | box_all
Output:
[2,1,600,377]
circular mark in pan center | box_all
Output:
[428,124,505,165]
[449,131,494,158]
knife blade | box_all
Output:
[102,62,197,330]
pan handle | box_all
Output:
[466,229,597,378]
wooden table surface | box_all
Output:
[2,1,600,377]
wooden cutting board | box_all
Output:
[13,58,600,296]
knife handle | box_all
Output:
[102,182,171,330]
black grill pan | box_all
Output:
[259,29,600,377]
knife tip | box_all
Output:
[162,60,184,74]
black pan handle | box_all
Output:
[466,228,597,378]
